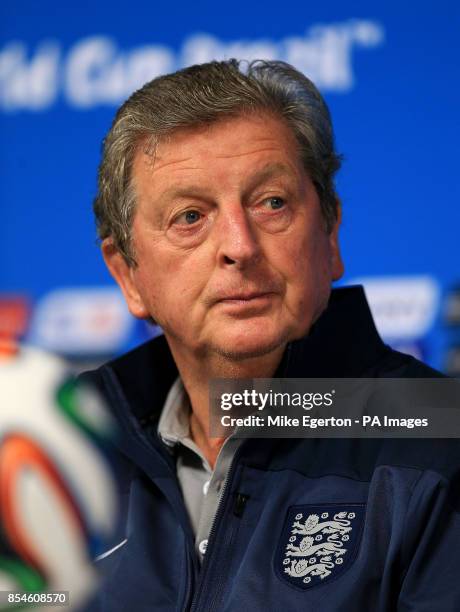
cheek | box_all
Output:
[282,231,332,309]
[133,269,160,315]
[136,244,211,319]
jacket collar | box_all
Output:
[282,285,387,378]
[103,285,387,425]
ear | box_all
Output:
[101,239,150,319]
[329,197,344,282]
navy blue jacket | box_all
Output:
[82,286,460,611]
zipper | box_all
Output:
[204,492,250,612]
[182,544,196,612]
[188,440,247,612]
[188,360,293,611]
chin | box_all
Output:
[209,325,290,362]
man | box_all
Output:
[83,60,460,610]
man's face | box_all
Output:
[105,113,343,361]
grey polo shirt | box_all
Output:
[157,378,241,560]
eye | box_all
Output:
[263,196,285,210]
[175,210,202,225]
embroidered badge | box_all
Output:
[276,504,365,589]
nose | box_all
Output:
[215,204,261,270]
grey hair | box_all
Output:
[93,59,342,266]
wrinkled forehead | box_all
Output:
[130,112,306,196]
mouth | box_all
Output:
[214,291,277,313]
[218,292,273,302]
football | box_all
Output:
[0,344,120,610]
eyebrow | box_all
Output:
[241,162,298,198]
[154,183,215,207]
[149,161,299,217]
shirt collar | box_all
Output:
[157,377,191,447]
